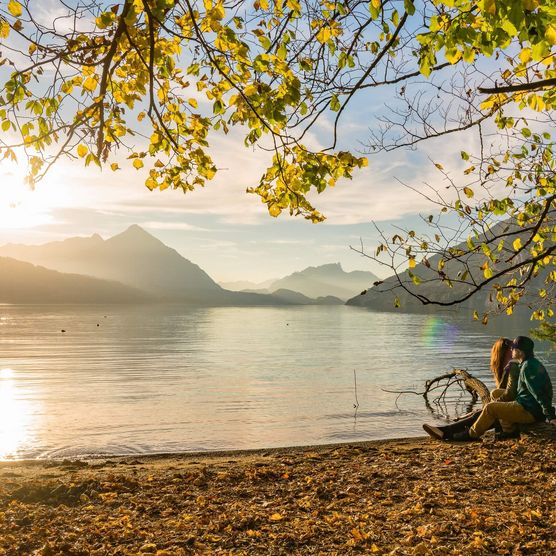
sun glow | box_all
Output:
[0,159,52,229]
[0,155,74,230]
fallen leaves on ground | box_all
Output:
[1,435,556,555]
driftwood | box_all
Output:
[384,368,491,420]
[424,369,491,407]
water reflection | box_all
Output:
[0,305,554,459]
[0,368,34,459]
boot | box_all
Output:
[452,428,481,442]
[422,424,445,440]
[422,410,481,441]
[495,429,520,440]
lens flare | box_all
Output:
[421,316,459,352]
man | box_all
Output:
[454,336,556,441]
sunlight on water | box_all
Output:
[0,368,33,459]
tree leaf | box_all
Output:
[8,0,23,17]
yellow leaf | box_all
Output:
[110,163,120,171]
[243,84,257,97]
[513,238,522,251]
[434,162,444,170]
[545,26,556,46]
[528,94,545,112]
[519,48,532,64]
[269,513,283,521]
[269,204,281,217]
[408,258,416,269]
[204,166,216,179]
[77,144,88,158]
[188,98,198,108]
[8,0,23,17]
[445,49,462,64]
[0,19,10,39]
[82,76,97,92]
[316,26,331,44]
[133,159,144,170]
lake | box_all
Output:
[0,304,554,460]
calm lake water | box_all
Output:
[0,304,554,460]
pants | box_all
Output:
[469,394,535,438]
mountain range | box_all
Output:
[0,257,149,304]
[0,226,377,306]
[220,263,378,302]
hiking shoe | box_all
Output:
[422,424,445,440]
[495,430,521,441]
[452,430,481,442]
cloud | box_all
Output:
[34,0,96,34]
[142,221,210,232]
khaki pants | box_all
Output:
[469,398,535,438]
[490,388,505,401]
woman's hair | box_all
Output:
[490,338,513,388]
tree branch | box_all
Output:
[478,78,556,94]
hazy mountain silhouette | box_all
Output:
[270,288,344,305]
[219,278,276,291]
[0,226,293,306]
[1,225,220,299]
[267,263,378,301]
[0,257,150,304]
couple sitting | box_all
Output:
[423,336,556,441]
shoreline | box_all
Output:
[2,433,556,554]
[0,435,425,466]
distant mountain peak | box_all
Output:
[269,262,378,301]
[107,224,163,247]
[316,262,343,271]
[123,224,150,236]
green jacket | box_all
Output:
[516,357,556,421]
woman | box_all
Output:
[422,337,520,440]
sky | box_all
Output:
[0,127,475,284]
[0,72,479,284]
[0,1,482,285]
